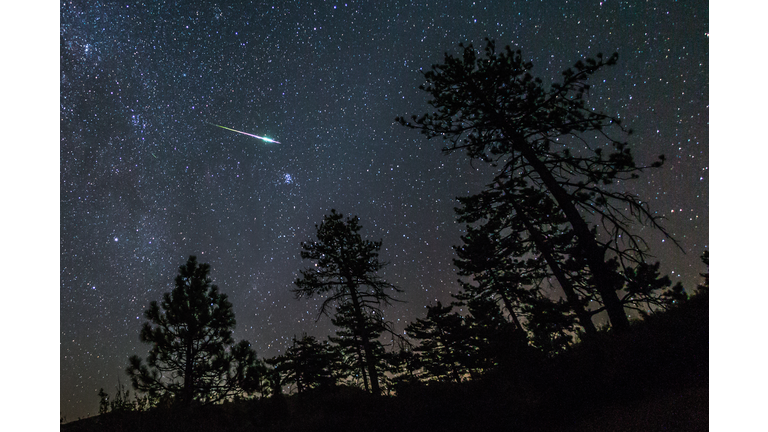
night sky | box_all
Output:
[55,0,709,422]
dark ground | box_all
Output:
[62,293,708,432]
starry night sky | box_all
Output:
[58,0,708,421]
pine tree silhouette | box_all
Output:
[293,210,402,395]
[126,256,262,408]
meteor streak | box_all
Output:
[207,122,281,144]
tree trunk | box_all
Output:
[513,138,630,331]
[353,333,370,392]
[498,289,524,332]
[347,285,381,395]
[184,334,195,407]
[506,192,598,335]
[438,327,462,383]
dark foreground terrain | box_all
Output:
[62,294,708,432]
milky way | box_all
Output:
[59,0,708,420]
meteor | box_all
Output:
[207,122,281,144]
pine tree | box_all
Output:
[405,302,475,382]
[398,39,681,331]
[524,294,578,356]
[267,333,338,394]
[126,256,262,407]
[453,177,599,338]
[622,260,687,313]
[461,293,523,370]
[328,302,387,391]
[385,338,421,391]
[293,210,402,395]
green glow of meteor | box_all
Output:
[207,122,281,144]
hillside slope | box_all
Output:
[62,293,708,432]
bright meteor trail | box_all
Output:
[207,122,281,144]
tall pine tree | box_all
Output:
[329,303,387,391]
[453,178,599,336]
[293,210,402,395]
[126,256,262,407]
[398,39,681,331]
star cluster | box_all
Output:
[59,0,708,421]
